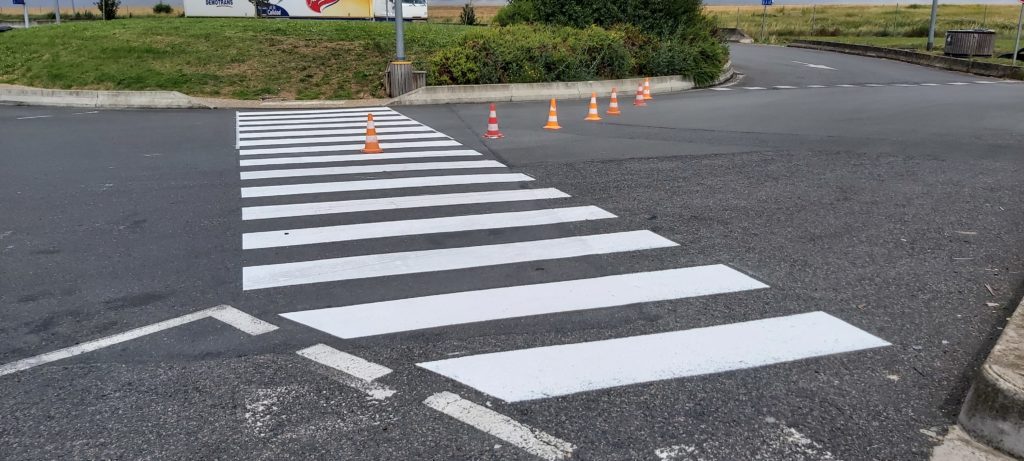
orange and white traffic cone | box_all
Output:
[543,98,561,130]
[361,113,383,154]
[584,92,602,121]
[633,84,647,107]
[643,77,653,100]
[483,103,504,139]
[607,88,621,116]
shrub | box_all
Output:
[95,0,120,19]
[459,3,477,25]
[153,2,173,14]
[493,0,537,26]
[530,0,707,38]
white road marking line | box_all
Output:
[742,87,767,90]
[238,115,411,127]
[773,85,797,89]
[239,160,505,180]
[806,85,827,88]
[973,80,996,84]
[709,88,732,91]
[891,83,916,87]
[72,111,100,115]
[946,82,970,85]
[244,206,615,249]
[792,60,837,70]
[919,83,940,86]
[242,188,569,220]
[240,140,461,156]
[242,230,677,290]
[238,107,391,116]
[418,311,890,402]
[296,344,392,382]
[864,84,885,87]
[239,119,419,132]
[240,150,483,166]
[834,84,858,88]
[240,173,533,198]
[423,391,575,461]
[0,305,277,377]
[239,122,424,137]
[238,130,447,148]
[281,265,769,339]
[16,115,53,120]
[237,110,398,121]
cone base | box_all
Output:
[483,133,505,139]
[543,125,562,130]
[361,147,384,154]
[606,111,621,116]
[643,96,653,100]
[585,115,602,121]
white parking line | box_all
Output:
[238,131,447,148]
[240,160,505,180]
[919,83,940,86]
[239,150,483,166]
[244,206,615,249]
[742,87,767,90]
[834,84,858,88]
[418,311,890,402]
[947,82,971,85]
[242,230,678,290]
[710,88,732,91]
[239,140,462,156]
[864,84,885,87]
[281,265,769,338]
[241,188,570,220]
[423,391,575,461]
[0,305,277,377]
[240,173,534,198]
[16,115,53,120]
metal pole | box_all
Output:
[1014,3,1022,67]
[70,0,75,16]
[761,3,767,42]
[735,7,739,29]
[927,0,938,50]
[891,3,898,36]
[810,4,816,34]
[981,4,987,28]
[23,0,30,28]
[54,0,60,23]
[102,0,106,20]
[394,0,405,60]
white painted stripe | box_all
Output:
[240,123,426,138]
[281,265,769,338]
[0,305,277,377]
[418,311,890,402]
[239,119,419,132]
[423,391,575,461]
[16,115,53,120]
[864,84,885,87]
[244,206,615,249]
[919,83,940,86]
[242,188,569,220]
[709,88,732,91]
[241,173,532,198]
[891,83,916,87]
[742,87,767,90]
[240,140,461,156]
[239,107,391,116]
[296,344,392,382]
[238,110,398,121]
[240,160,505,180]
[947,82,970,85]
[834,84,858,88]
[806,85,827,88]
[773,85,797,89]
[238,130,446,148]
[238,115,411,127]
[242,231,677,290]
[240,150,483,166]
[973,80,996,84]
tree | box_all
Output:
[459,2,477,25]
[95,0,120,19]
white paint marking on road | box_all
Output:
[243,230,677,290]
[296,344,392,382]
[238,130,446,148]
[16,115,53,120]
[0,305,277,377]
[864,84,886,87]
[281,265,768,339]
[773,85,798,89]
[709,88,732,91]
[791,60,837,70]
[239,125,435,139]
[973,80,997,84]
[238,107,391,116]
[238,115,411,127]
[892,83,916,87]
[239,140,461,156]
[946,82,970,85]
[239,160,505,180]
[237,110,398,121]
[742,87,767,90]
[242,188,569,220]
[240,173,533,198]
[423,391,575,461]
[72,111,100,115]
[805,85,827,88]
[919,83,940,86]
[418,311,890,402]
[239,119,419,132]
[834,84,858,88]
[244,206,615,249]
[239,150,483,166]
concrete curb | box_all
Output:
[959,298,1024,459]
[788,41,1024,80]
[0,84,207,109]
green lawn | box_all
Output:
[0,17,471,99]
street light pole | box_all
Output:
[54,0,60,23]
[760,3,767,42]
[927,0,938,51]
[1014,2,1022,67]
[394,0,405,60]
[23,0,30,28]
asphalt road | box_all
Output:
[2,45,1022,461]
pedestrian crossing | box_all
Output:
[235,107,889,404]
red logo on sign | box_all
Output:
[306,0,338,13]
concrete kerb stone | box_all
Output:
[0,84,205,109]
[788,41,1024,80]
[959,298,1024,459]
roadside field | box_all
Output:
[0,17,471,99]
[428,5,502,24]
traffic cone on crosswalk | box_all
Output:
[633,84,647,107]
[543,98,562,130]
[361,113,383,154]
[643,77,653,100]
[584,92,602,121]
[606,88,621,116]
[483,103,504,139]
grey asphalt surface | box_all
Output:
[2,45,1023,460]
